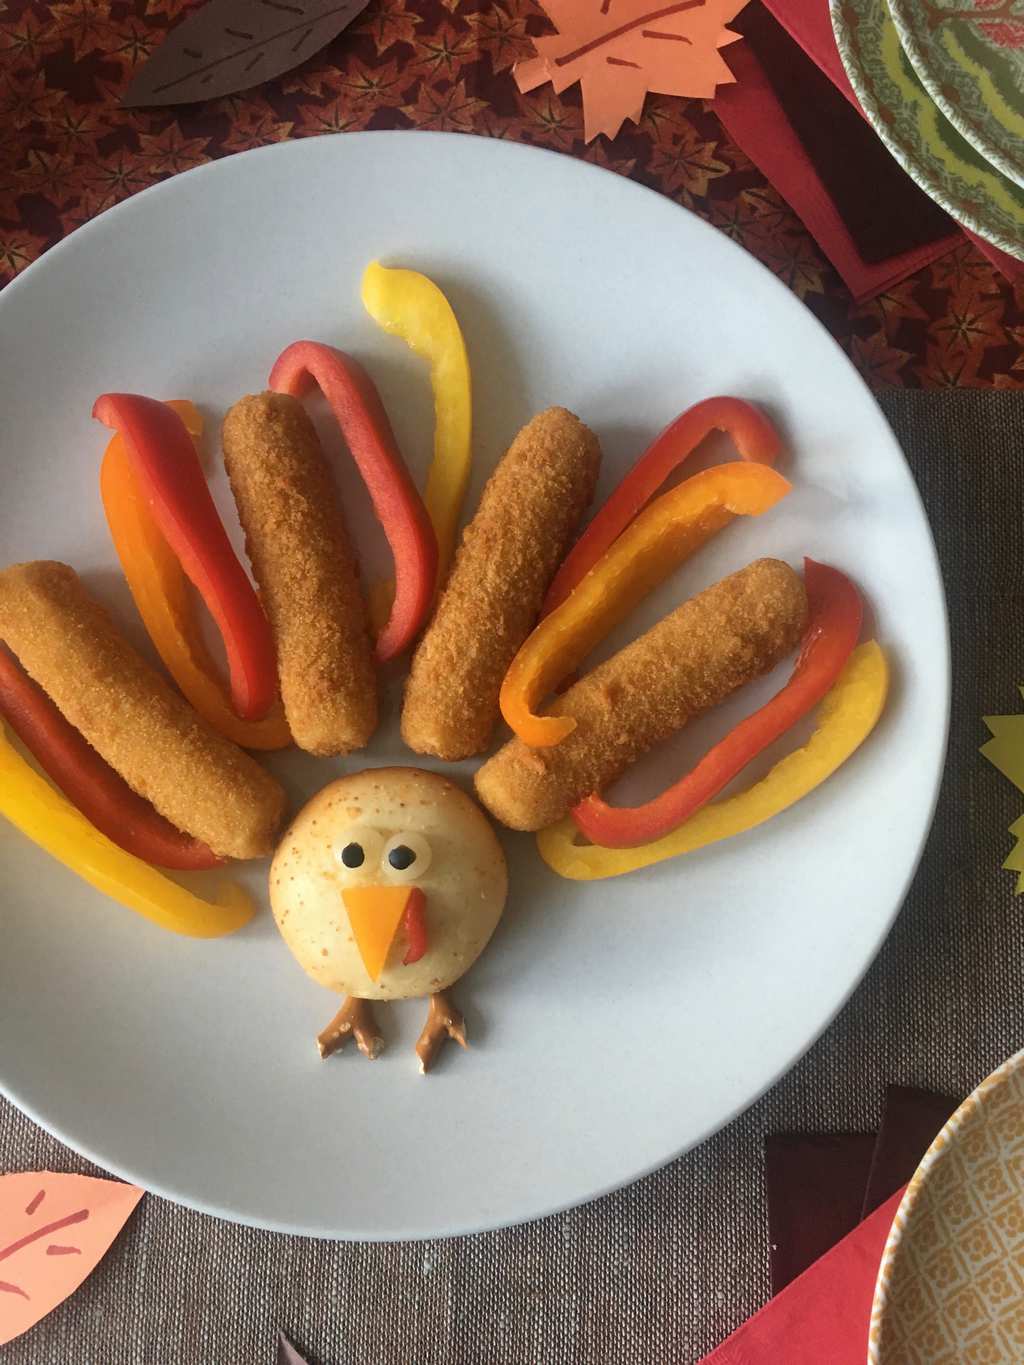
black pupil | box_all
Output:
[388,845,416,871]
[340,842,364,868]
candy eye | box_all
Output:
[382,833,432,882]
[333,828,383,873]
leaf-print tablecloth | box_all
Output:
[0,0,1022,389]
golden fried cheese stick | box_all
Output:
[0,561,286,859]
[474,559,808,831]
[222,392,377,756]
[401,407,601,761]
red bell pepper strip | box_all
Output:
[572,559,863,848]
[0,646,221,870]
[269,341,438,663]
[544,397,780,615]
[402,886,428,965]
[93,394,277,722]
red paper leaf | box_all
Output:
[514,0,748,141]
[278,1331,311,1365]
[122,0,373,108]
[0,1171,143,1346]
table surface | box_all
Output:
[3,388,1024,1364]
[1,0,1023,390]
[3,6,1024,1362]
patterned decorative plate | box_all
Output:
[831,0,1024,261]
[888,0,1024,190]
[870,1050,1024,1363]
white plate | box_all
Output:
[0,131,948,1240]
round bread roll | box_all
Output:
[270,768,507,1001]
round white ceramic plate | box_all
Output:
[0,131,948,1240]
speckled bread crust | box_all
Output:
[271,768,508,1001]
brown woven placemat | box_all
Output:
[3,390,1023,1365]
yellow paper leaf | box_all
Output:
[981,704,1024,894]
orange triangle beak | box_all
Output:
[341,885,414,982]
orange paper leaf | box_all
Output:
[514,0,747,141]
[0,1172,143,1345]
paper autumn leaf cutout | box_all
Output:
[982,696,1024,892]
[0,1171,143,1345]
[122,0,372,108]
[514,0,748,142]
[278,1330,312,1365]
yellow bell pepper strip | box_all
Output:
[361,260,472,591]
[0,721,255,937]
[269,341,438,663]
[499,462,792,749]
[100,403,291,751]
[536,640,888,881]
[93,393,278,722]
[571,560,863,847]
[544,397,780,615]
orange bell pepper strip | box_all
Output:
[100,402,291,751]
[537,641,889,881]
[94,393,278,722]
[499,462,792,748]
[543,397,780,615]
[571,560,863,847]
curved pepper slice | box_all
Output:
[0,647,221,870]
[93,393,277,722]
[500,462,791,748]
[0,721,254,936]
[361,261,472,590]
[269,341,438,663]
[572,560,863,847]
[537,641,888,881]
[544,397,780,615]
[100,402,291,751]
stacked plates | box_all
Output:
[831,0,1024,261]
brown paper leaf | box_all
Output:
[277,1331,311,1365]
[122,0,373,108]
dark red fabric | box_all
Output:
[713,40,960,303]
[733,3,954,263]
[862,1085,960,1216]
[765,1132,877,1294]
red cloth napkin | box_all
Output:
[698,1188,903,1363]
[757,0,1024,284]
